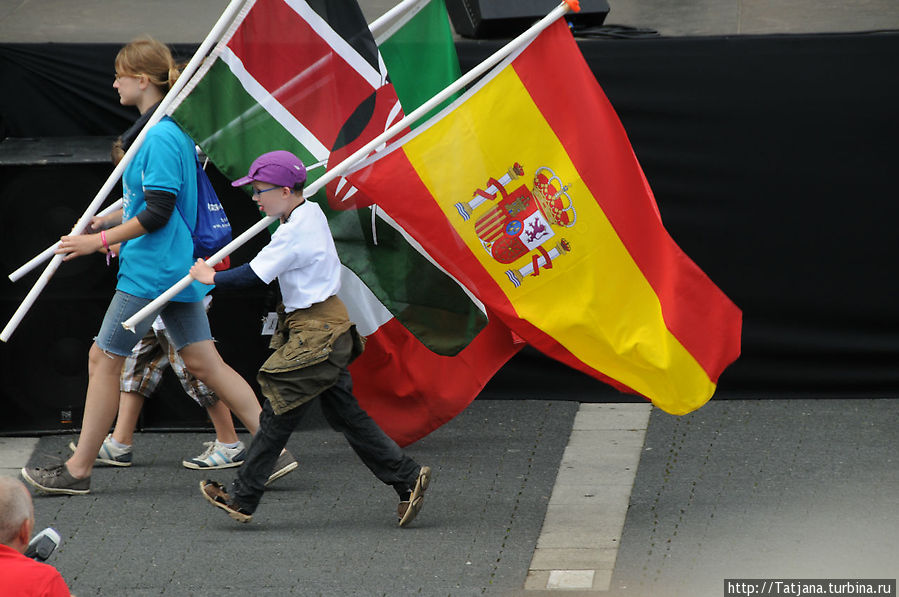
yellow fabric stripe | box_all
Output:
[403,66,715,413]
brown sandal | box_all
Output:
[398,466,431,527]
[200,480,253,523]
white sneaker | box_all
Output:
[182,441,247,470]
[68,434,133,467]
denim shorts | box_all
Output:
[95,290,213,357]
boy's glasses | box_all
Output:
[253,186,282,197]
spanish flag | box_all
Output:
[348,19,743,414]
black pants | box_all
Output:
[232,368,421,513]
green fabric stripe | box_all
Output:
[379,0,461,126]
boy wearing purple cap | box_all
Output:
[191,150,430,527]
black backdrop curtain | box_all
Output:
[2,32,898,433]
[0,43,198,139]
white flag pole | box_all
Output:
[369,0,429,44]
[0,0,248,343]
[120,0,578,333]
[8,199,123,283]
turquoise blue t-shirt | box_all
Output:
[119,116,208,302]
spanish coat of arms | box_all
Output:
[454,163,576,287]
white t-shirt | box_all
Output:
[249,200,341,312]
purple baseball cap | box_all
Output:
[231,150,307,188]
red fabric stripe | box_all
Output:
[350,313,521,447]
[228,0,375,149]
[512,21,742,382]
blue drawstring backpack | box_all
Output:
[193,156,232,257]
[178,155,232,261]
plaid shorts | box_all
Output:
[120,326,218,408]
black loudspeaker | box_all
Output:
[445,0,610,39]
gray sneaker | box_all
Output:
[265,450,298,486]
[21,464,91,495]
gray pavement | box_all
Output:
[608,398,899,597]
[3,397,897,596]
[14,400,580,596]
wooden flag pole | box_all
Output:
[0,0,248,343]
[121,0,578,333]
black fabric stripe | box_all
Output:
[306,0,382,75]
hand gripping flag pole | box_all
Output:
[8,199,124,282]
[0,0,249,343]
[120,0,581,333]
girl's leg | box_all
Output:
[23,290,159,491]
[160,328,239,444]
[112,326,168,446]
[66,343,126,478]
[161,301,261,435]
[206,399,239,444]
[178,340,260,435]
[111,392,145,446]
